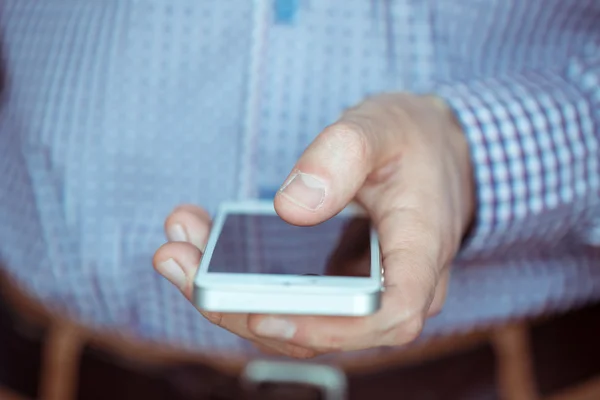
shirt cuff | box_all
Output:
[436,71,596,259]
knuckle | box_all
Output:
[287,346,318,359]
[202,311,224,327]
[253,343,279,356]
[404,213,440,247]
[378,207,439,252]
[322,121,372,164]
[427,279,449,317]
[317,333,345,353]
[383,244,438,287]
[381,316,424,346]
[393,217,443,269]
[402,317,425,343]
[427,302,444,317]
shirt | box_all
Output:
[0,0,598,357]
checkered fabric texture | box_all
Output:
[0,0,598,356]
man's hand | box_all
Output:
[152,93,475,358]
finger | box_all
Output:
[248,312,375,353]
[160,207,320,359]
[248,205,440,351]
[164,204,212,250]
[427,267,450,317]
[153,241,203,300]
[356,181,444,344]
[152,248,289,352]
[152,243,315,357]
[171,204,212,222]
[275,116,402,226]
[201,311,318,358]
[252,341,318,359]
[247,277,429,353]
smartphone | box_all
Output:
[193,200,382,316]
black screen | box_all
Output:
[208,214,371,277]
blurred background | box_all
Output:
[1,1,599,399]
[1,274,600,399]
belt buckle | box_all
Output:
[241,359,347,400]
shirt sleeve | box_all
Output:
[437,38,600,260]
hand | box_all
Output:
[153,93,475,358]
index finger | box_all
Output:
[247,208,440,352]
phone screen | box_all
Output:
[207,213,372,277]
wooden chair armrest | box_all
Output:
[0,384,29,400]
[546,376,600,400]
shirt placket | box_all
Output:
[236,0,273,200]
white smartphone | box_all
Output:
[193,200,382,316]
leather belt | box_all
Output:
[0,290,340,399]
[0,272,505,400]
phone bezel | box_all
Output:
[194,200,382,294]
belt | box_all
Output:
[4,286,332,400]
[0,277,500,400]
[1,287,333,400]
[6,272,597,400]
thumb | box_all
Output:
[275,121,382,226]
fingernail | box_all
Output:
[157,258,187,289]
[167,224,188,242]
[279,171,326,211]
[255,317,297,339]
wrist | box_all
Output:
[426,95,476,238]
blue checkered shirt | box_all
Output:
[0,0,599,356]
